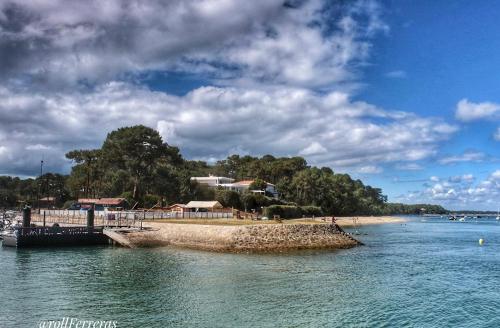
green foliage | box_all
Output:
[382,203,448,215]
[101,125,182,200]
[0,126,452,214]
[215,189,242,209]
[263,205,323,219]
[143,194,162,209]
[300,205,323,217]
[248,178,267,191]
[264,205,303,219]
[62,200,76,209]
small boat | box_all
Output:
[459,217,465,222]
[449,216,457,221]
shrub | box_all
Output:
[263,205,323,219]
[300,206,323,217]
[263,205,303,219]
[62,200,76,209]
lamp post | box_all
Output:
[37,160,44,213]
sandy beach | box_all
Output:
[334,216,407,228]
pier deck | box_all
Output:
[2,226,110,247]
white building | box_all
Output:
[190,175,234,187]
[191,176,278,198]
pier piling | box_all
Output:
[87,208,94,228]
[23,206,31,228]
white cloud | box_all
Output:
[357,165,383,174]
[0,0,386,89]
[385,70,407,79]
[25,144,52,151]
[398,170,500,210]
[448,174,475,183]
[455,99,500,122]
[299,142,328,156]
[0,82,457,175]
[395,163,423,171]
[438,151,485,165]
[494,127,500,141]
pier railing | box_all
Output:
[31,212,140,228]
[35,209,233,221]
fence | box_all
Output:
[32,212,139,227]
[35,209,233,223]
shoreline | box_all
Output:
[334,216,407,228]
[25,215,406,252]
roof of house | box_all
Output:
[40,197,56,201]
[78,198,126,206]
[96,198,126,205]
[233,180,254,185]
[185,201,223,208]
[233,180,275,186]
[166,203,186,208]
[78,198,99,204]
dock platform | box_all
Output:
[2,226,110,247]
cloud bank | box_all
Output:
[0,0,458,182]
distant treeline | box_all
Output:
[381,203,448,215]
[0,125,448,216]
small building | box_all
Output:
[76,198,128,211]
[185,201,224,212]
[165,203,187,213]
[39,197,56,209]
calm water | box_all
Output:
[1,216,499,328]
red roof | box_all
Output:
[234,180,275,186]
[78,198,126,206]
[233,180,254,185]
[96,198,126,205]
[78,198,99,204]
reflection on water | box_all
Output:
[1,217,500,327]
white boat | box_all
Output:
[459,217,465,222]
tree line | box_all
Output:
[0,125,448,215]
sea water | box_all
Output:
[1,216,499,327]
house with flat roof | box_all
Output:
[190,175,234,187]
[227,180,278,198]
[190,175,278,198]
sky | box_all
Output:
[0,0,499,210]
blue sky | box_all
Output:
[0,0,499,210]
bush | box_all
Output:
[300,205,323,217]
[263,205,323,219]
[263,205,303,219]
[62,200,76,209]
[143,194,162,209]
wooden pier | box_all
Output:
[2,226,110,247]
[1,206,141,248]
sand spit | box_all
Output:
[120,222,361,252]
